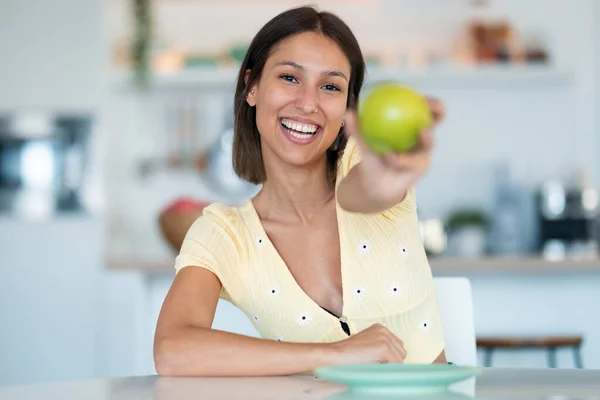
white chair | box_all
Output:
[211,277,478,367]
[434,276,478,367]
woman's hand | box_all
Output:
[337,97,445,213]
[326,324,407,365]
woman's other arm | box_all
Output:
[154,267,410,376]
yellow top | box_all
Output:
[174,138,445,364]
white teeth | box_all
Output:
[288,131,313,140]
[281,119,318,134]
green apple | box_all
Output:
[358,82,432,153]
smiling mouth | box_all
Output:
[280,118,321,140]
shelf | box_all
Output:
[365,65,573,88]
[429,256,600,275]
[112,64,574,92]
[107,255,600,275]
[112,66,241,91]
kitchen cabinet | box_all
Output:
[0,217,104,386]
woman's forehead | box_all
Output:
[267,32,351,76]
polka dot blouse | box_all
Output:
[174,137,446,364]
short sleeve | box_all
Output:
[338,136,361,179]
[173,205,242,302]
[380,185,418,220]
[401,286,447,364]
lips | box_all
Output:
[279,118,322,144]
[280,118,319,135]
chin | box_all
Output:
[279,123,333,163]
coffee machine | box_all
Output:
[536,178,599,260]
[0,113,92,219]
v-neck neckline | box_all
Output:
[242,198,348,323]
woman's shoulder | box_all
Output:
[175,202,255,301]
[202,202,243,222]
[338,136,361,179]
[187,201,252,241]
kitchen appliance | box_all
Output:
[0,113,92,219]
[489,163,522,255]
[536,177,600,260]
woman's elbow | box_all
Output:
[154,337,181,376]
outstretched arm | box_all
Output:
[337,98,445,214]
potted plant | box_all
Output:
[446,208,489,258]
[132,0,152,90]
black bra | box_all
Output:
[321,306,351,336]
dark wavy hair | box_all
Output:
[232,5,366,187]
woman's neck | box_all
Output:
[254,159,335,224]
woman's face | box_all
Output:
[246,31,351,173]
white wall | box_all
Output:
[0,0,103,111]
[596,0,600,164]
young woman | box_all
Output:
[154,5,447,377]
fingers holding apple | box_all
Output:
[338,84,443,210]
[427,97,446,126]
[356,83,435,154]
[383,128,433,167]
[346,82,443,166]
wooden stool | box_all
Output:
[476,336,584,368]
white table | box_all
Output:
[0,368,598,399]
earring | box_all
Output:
[341,121,345,127]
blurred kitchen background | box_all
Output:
[1,0,600,387]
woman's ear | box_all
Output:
[245,70,257,107]
[246,86,257,107]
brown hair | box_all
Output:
[232,5,366,187]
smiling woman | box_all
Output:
[232,11,365,188]
[241,32,351,186]
[154,5,448,378]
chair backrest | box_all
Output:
[211,277,478,367]
[434,276,478,367]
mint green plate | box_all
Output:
[315,364,482,397]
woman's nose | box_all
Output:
[295,86,319,114]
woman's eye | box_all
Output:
[322,84,340,92]
[280,74,298,83]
